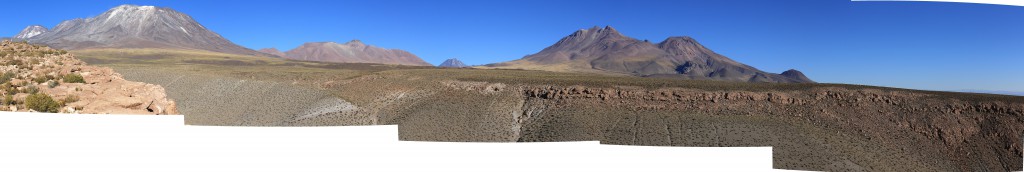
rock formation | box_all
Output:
[0,40,176,114]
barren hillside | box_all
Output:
[283,40,432,66]
[483,26,813,83]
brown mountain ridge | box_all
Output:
[276,40,431,66]
[486,26,812,83]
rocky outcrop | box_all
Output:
[430,78,1021,171]
[516,84,1021,171]
[0,40,176,114]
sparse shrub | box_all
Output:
[25,93,60,113]
[63,73,85,83]
[6,59,23,66]
[3,83,15,95]
[24,85,38,94]
[3,94,12,105]
[0,72,12,84]
[59,95,78,107]
[32,76,48,84]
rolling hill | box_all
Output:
[281,40,431,66]
[485,26,812,83]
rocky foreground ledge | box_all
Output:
[0,40,176,114]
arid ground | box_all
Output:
[75,48,1023,171]
[0,41,175,114]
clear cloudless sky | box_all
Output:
[1,0,1022,92]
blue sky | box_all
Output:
[1,0,1022,92]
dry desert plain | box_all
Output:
[72,48,1024,171]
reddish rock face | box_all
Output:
[0,40,176,114]
[283,40,432,66]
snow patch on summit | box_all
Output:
[107,7,125,20]
[17,30,42,39]
[14,26,48,39]
[107,5,157,21]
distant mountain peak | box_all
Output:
[496,26,814,83]
[657,36,714,56]
[780,69,813,82]
[601,25,618,32]
[306,42,332,45]
[439,58,469,68]
[344,39,365,46]
[101,5,169,23]
[572,25,623,37]
[538,26,634,61]
[658,36,698,47]
[109,4,159,12]
[662,36,695,43]
[14,25,48,39]
[113,4,156,9]
[14,4,267,56]
[780,69,806,78]
[284,40,431,66]
[257,48,286,58]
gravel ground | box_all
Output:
[113,67,373,126]
[87,58,1021,171]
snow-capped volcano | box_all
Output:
[14,25,48,39]
[283,40,432,66]
[15,4,270,56]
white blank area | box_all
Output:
[0,112,790,172]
